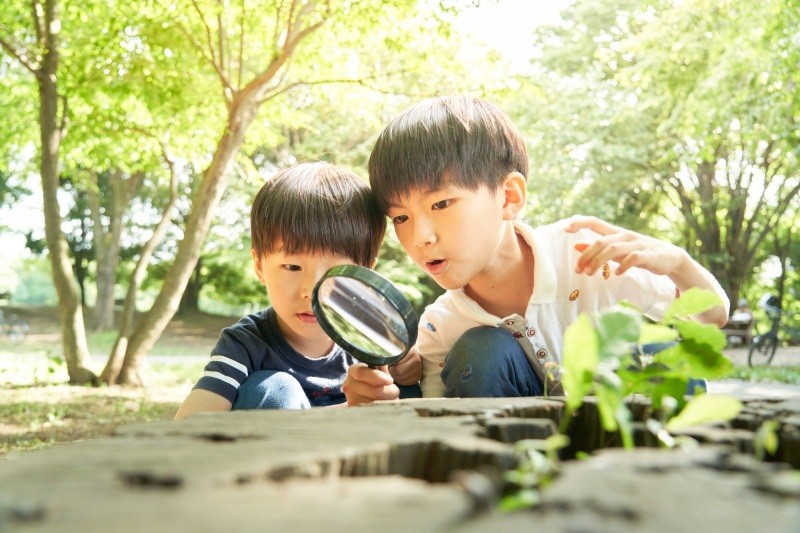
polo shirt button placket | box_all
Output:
[499,317,525,339]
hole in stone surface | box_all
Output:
[260,439,516,490]
[198,433,238,442]
[120,471,184,489]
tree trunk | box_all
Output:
[113,3,327,385]
[90,170,132,331]
[117,100,259,385]
[101,166,179,384]
[36,0,97,385]
[178,258,203,316]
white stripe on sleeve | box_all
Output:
[209,355,248,375]
[202,371,241,389]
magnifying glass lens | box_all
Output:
[316,277,408,357]
[312,265,418,367]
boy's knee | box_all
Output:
[448,326,520,367]
[443,326,540,398]
[235,370,310,410]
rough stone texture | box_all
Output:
[1,396,798,532]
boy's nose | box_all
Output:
[413,220,436,248]
[300,274,318,300]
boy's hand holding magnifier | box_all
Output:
[311,265,421,406]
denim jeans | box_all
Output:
[442,326,544,398]
[232,370,311,410]
[440,328,707,398]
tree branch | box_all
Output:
[30,0,44,45]
[0,32,38,74]
[186,0,233,101]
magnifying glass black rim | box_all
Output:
[311,265,418,367]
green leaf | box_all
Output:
[651,377,690,411]
[754,420,780,460]
[500,489,540,511]
[639,323,679,345]
[675,321,727,352]
[595,384,622,432]
[595,309,642,361]
[666,395,743,431]
[662,288,722,324]
[562,313,599,411]
[655,336,733,379]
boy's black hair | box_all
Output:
[250,162,386,266]
[368,96,528,213]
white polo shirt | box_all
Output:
[416,218,676,397]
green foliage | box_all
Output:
[512,0,800,311]
[500,434,569,512]
[753,419,780,461]
[12,258,58,306]
[665,395,743,431]
[561,288,739,443]
[727,365,800,384]
[505,288,748,510]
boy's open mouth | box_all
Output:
[425,259,447,275]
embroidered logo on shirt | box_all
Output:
[426,322,437,332]
[310,386,332,399]
[460,365,473,383]
[603,263,611,279]
[569,290,580,301]
[513,331,523,339]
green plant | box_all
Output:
[502,288,746,509]
[501,434,569,511]
[560,288,743,446]
[754,419,780,461]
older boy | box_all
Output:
[343,96,728,403]
[175,162,419,419]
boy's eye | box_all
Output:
[282,264,302,272]
[392,215,408,224]
[432,199,451,210]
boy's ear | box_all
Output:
[251,249,266,285]
[501,172,527,220]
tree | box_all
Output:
[517,0,800,309]
[0,0,97,383]
[110,0,444,385]
[630,0,800,308]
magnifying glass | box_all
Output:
[312,265,418,368]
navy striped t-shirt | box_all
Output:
[194,307,357,407]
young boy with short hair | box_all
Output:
[343,96,729,402]
[175,162,419,419]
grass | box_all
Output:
[727,365,800,384]
[0,306,229,459]
[0,360,207,458]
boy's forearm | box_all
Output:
[174,389,233,420]
[669,250,730,326]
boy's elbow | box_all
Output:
[698,306,728,328]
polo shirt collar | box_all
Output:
[513,220,557,304]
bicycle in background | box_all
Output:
[0,308,29,343]
[747,294,783,367]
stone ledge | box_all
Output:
[1,397,798,532]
